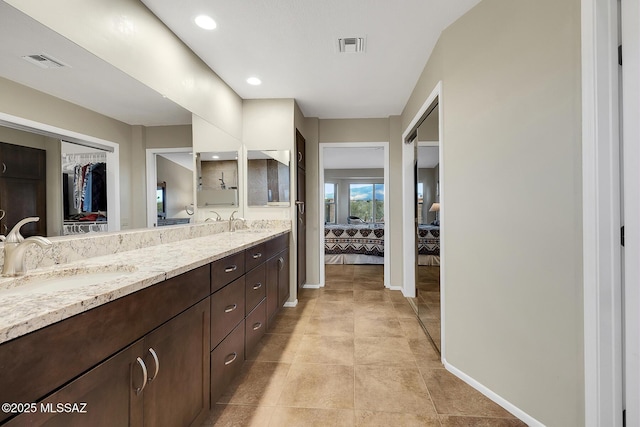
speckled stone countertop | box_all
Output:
[0,224,290,345]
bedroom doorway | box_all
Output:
[318,142,390,289]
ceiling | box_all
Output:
[141,0,481,119]
[0,0,480,125]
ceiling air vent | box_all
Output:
[21,54,69,69]
[338,37,366,53]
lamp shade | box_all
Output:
[429,202,440,212]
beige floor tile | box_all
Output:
[298,289,322,301]
[354,289,391,303]
[386,290,409,303]
[320,289,355,302]
[295,335,355,365]
[354,336,416,367]
[399,317,431,339]
[353,301,398,319]
[312,300,355,317]
[423,369,515,418]
[269,407,355,427]
[355,411,440,426]
[325,279,355,290]
[439,415,528,426]
[352,280,384,290]
[305,315,355,336]
[247,333,302,363]
[267,312,310,335]
[218,361,291,405]
[409,337,443,371]
[279,299,317,318]
[354,366,435,415]
[393,300,418,318]
[354,316,404,337]
[202,404,274,427]
[278,364,355,409]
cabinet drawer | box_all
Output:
[211,276,245,349]
[245,300,266,359]
[210,320,244,405]
[211,251,245,293]
[266,233,289,259]
[245,242,266,272]
[245,263,266,314]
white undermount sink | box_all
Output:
[0,264,138,296]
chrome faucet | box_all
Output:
[205,211,222,222]
[228,211,245,232]
[0,217,52,276]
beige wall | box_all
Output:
[401,0,583,425]
[156,155,193,219]
[145,125,192,149]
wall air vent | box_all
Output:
[21,54,69,69]
[338,37,366,53]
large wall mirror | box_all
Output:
[196,151,239,208]
[247,150,290,207]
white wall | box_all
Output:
[401,0,583,425]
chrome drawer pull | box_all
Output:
[252,253,262,259]
[147,347,160,383]
[224,352,238,366]
[252,282,263,290]
[224,265,238,273]
[133,357,148,395]
[252,322,262,331]
[224,304,237,313]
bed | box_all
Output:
[324,223,385,264]
[418,224,440,266]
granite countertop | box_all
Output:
[0,227,289,345]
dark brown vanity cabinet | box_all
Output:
[266,233,290,327]
[0,266,211,427]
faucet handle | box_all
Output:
[5,217,40,243]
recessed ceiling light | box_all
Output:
[247,77,262,86]
[212,155,220,159]
[195,15,216,30]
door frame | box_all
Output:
[318,141,390,288]
[582,0,627,424]
[621,0,640,424]
[145,147,195,228]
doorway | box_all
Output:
[318,142,390,288]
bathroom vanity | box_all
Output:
[0,225,290,426]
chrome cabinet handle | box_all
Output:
[252,253,262,259]
[224,265,237,273]
[147,348,160,383]
[278,257,284,271]
[252,282,263,290]
[224,304,237,313]
[224,352,238,366]
[298,152,302,162]
[1,163,5,174]
[252,322,262,331]
[133,357,148,395]
[0,210,4,221]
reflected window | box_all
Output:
[324,183,337,224]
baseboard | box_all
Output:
[388,285,403,292]
[443,359,545,427]
[283,299,298,308]
[303,283,322,289]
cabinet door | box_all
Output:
[4,340,145,427]
[295,129,305,170]
[0,176,46,237]
[142,299,210,427]
[266,255,279,326]
[0,142,46,179]
[278,249,290,308]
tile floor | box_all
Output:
[201,264,527,426]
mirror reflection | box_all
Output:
[196,151,239,208]
[247,150,290,207]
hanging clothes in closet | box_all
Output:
[74,161,107,212]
